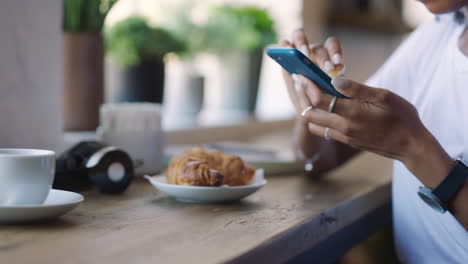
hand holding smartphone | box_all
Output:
[266,48,347,98]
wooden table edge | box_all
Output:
[227,182,392,264]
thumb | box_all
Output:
[332,77,382,102]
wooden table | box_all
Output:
[0,152,392,264]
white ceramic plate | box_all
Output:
[0,189,84,224]
[144,169,266,203]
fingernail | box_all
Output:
[324,61,334,71]
[300,45,309,56]
[331,77,350,89]
[332,54,342,65]
[291,74,299,82]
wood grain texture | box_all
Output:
[0,152,392,264]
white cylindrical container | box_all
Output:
[99,103,165,175]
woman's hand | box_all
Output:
[299,75,422,159]
[300,75,468,229]
[279,28,344,116]
[300,76,423,160]
[299,75,454,187]
[277,29,360,171]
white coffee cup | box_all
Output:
[0,149,55,206]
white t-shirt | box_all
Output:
[366,14,468,263]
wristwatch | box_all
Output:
[418,158,468,213]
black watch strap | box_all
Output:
[432,159,468,203]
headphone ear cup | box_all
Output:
[54,141,107,190]
[57,141,108,171]
[88,149,134,194]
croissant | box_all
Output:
[166,147,255,186]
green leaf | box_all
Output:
[201,5,277,55]
[63,0,84,31]
[105,16,185,67]
[62,0,118,32]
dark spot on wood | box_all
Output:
[224,220,234,228]
[319,213,337,225]
[0,243,20,251]
[112,223,129,231]
[238,220,248,225]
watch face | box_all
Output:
[418,188,446,213]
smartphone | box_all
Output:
[266,48,347,98]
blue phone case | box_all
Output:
[266,48,347,98]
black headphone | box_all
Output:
[54,141,134,194]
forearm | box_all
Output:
[293,119,360,174]
[404,129,468,229]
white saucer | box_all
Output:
[144,169,266,203]
[0,189,84,224]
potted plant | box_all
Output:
[62,0,117,131]
[200,5,277,124]
[104,16,184,103]
[162,7,206,128]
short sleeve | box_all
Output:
[364,17,445,101]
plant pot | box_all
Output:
[163,57,204,129]
[106,60,165,103]
[246,49,263,113]
[200,49,263,125]
[63,32,104,131]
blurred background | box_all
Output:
[0,0,433,262]
[61,0,433,131]
[0,0,433,148]
[103,0,433,127]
